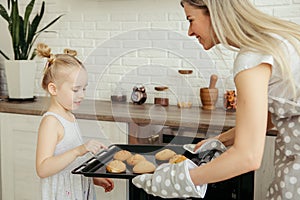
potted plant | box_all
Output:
[0,0,63,99]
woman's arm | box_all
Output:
[190,63,271,185]
[216,128,235,146]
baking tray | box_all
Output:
[72,144,210,179]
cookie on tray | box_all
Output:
[169,154,187,164]
[113,150,132,161]
[126,154,146,166]
[155,149,176,161]
[133,160,156,174]
[106,160,126,173]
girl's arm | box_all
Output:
[190,63,271,185]
[36,116,84,178]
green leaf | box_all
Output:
[18,16,27,59]
[27,15,40,49]
[7,0,10,10]
[0,50,10,60]
[24,0,35,35]
[0,4,10,23]
[27,1,44,42]
[11,0,20,59]
[39,1,45,21]
[37,14,64,34]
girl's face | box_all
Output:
[183,3,217,50]
[54,67,88,111]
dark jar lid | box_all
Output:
[154,86,169,91]
[178,69,193,75]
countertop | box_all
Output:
[0,97,236,132]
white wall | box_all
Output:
[0,0,300,106]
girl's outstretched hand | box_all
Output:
[76,140,107,156]
[93,178,114,192]
[84,139,107,155]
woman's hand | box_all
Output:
[93,178,114,192]
[194,128,236,151]
[194,139,209,151]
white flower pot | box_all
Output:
[4,60,37,99]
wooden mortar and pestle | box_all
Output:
[200,74,219,110]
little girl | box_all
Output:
[35,43,114,200]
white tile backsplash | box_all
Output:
[0,0,299,103]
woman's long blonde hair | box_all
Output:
[181,0,300,96]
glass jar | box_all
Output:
[177,69,193,108]
[223,75,237,111]
[154,86,169,106]
[110,83,127,103]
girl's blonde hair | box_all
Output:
[36,43,85,92]
[181,0,300,96]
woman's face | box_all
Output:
[183,3,217,50]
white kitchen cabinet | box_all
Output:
[0,113,128,200]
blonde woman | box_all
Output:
[35,43,114,200]
[133,0,300,199]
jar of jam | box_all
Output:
[154,86,169,106]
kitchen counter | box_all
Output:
[0,96,235,130]
[0,96,277,138]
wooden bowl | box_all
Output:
[200,88,218,110]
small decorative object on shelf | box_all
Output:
[131,84,147,105]
[223,75,237,111]
[224,90,237,111]
[200,74,219,110]
[154,86,169,106]
[177,69,193,108]
[111,83,127,103]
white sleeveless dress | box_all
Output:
[40,112,96,200]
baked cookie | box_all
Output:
[126,154,146,166]
[133,160,156,174]
[113,150,132,161]
[155,149,176,161]
[169,154,187,164]
[106,160,126,173]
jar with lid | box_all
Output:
[110,83,127,103]
[154,86,169,106]
[177,69,193,108]
[223,75,237,111]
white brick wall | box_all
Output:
[0,0,300,106]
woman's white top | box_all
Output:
[233,34,300,118]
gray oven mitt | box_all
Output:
[132,159,206,198]
[132,138,227,199]
[191,138,227,165]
